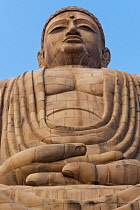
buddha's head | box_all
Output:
[38,6,111,69]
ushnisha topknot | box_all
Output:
[41,6,105,49]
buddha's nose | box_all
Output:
[66,22,80,36]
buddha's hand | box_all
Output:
[62,159,140,185]
[0,143,86,185]
[25,150,124,186]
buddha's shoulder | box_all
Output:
[104,68,140,81]
[134,74,140,82]
[23,67,140,77]
[0,78,10,89]
[1,68,140,84]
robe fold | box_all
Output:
[0,68,140,209]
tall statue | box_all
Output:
[0,6,140,210]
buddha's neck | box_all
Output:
[53,65,89,68]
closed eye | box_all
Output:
[78,25,96,33]
[49,26,66,34]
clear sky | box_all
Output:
[0,0,140,80]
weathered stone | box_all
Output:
[0,5,140,210]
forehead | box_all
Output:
[46,11,100,31]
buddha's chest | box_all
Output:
[44,67,104,96]
[44,68,105,127]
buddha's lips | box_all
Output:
[63,35,83,43]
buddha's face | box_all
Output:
[43,11,103,68]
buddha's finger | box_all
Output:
[87,151,124,164]
[0,162,66,185]
[0,143,86,175]
[21,150,123,177]
[19,162,65,183]
[61,151,124,165]
[33,143,86,163]
[62,161,140,185]
[25,172,82,186]
[62,162,96,184]
[21,157,130,184]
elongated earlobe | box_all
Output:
[37,49,45,68]
[101,47,111,68]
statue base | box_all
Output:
[0,184,140,209]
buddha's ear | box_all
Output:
[101,47,111,68]
[37,49,45,68]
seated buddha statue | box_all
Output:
[0,6,140,210]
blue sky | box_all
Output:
[0,0,140,80]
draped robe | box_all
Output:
[0,67,140,209]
